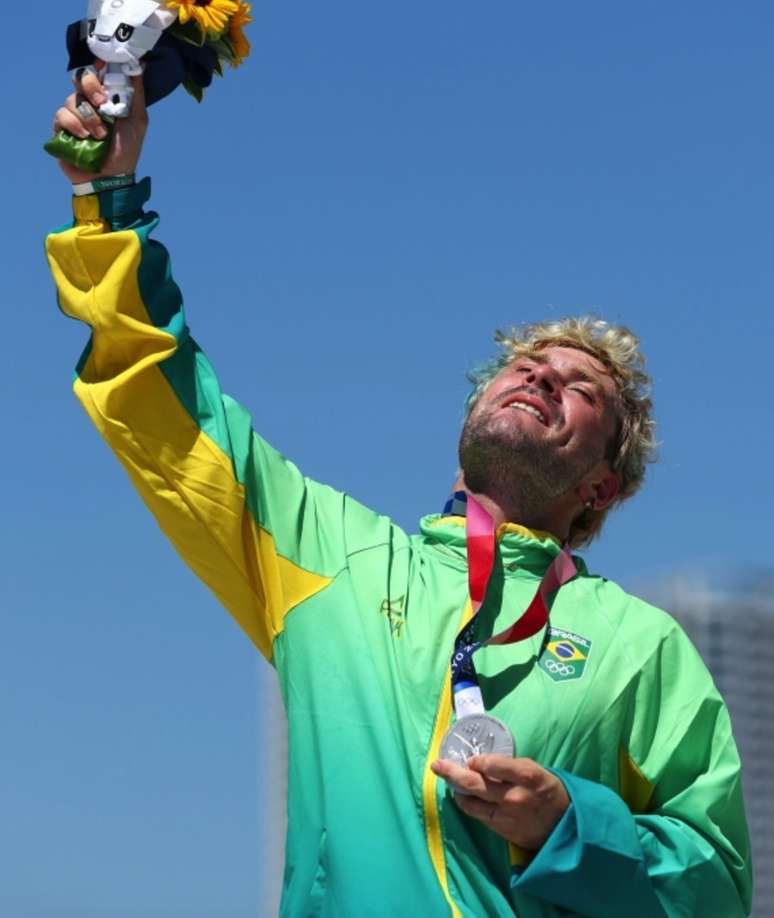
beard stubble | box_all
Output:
[458,406,600,519]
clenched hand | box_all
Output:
[51,66,148,185]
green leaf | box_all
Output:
[211,36,237,62]
[220,34,237,55]
[170,19,206,47]
[182,75,205,102]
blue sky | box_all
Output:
[3,1,773,914]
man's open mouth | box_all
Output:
[507,401,547,424]
[500,393,551,425]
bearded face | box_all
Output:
[458,349,619,518]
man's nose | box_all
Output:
[525,364,561,395]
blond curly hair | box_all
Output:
[465,317,657,547]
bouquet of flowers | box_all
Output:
[44,0,252,172]
[166,0,253,98]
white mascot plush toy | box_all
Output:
[85,0,178,117]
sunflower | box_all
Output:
[167,0,239,37]
[228,2,252,66]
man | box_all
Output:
[46,72,752,917]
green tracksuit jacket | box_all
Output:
[46,179,752,918]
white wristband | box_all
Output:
[72,174,136,197]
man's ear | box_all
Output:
[582,464,621,511]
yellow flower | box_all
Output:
[229,2,252,66]
[167,0,238,36]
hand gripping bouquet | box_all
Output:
[45,0,252,173]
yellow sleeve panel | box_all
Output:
[47,210,332,661]
[618,746,655,815]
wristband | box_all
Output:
[72,173,136,197]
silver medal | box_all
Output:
[439,713,515,768]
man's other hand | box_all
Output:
[52,68,148,185]
[431,755,570,850]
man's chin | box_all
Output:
[459,429,590,509]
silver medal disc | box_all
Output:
[439,713,515,769]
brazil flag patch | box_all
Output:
[538,626,592,683]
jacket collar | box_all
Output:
[419,512,566,576]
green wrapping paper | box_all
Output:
[43,120,114,174]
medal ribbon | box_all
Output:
[450,495,578,718]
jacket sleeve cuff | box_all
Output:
[511,768,665,918]
[71,177,152,230]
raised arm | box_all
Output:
[45,71,347,661]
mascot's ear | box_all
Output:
[66,19,95,70]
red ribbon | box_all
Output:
[464,495,577,647]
